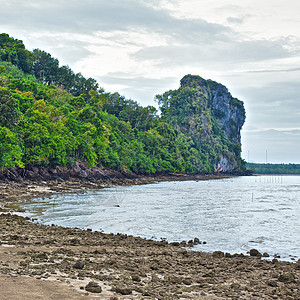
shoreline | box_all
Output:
[1,174,299,299]
[0,172,229,211]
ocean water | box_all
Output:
[22,175,300,261]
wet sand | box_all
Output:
[0,177,299,299]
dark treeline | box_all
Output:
[0,33,245,174]
[246,163,300,174]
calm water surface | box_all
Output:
[22,176,300,261]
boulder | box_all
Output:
[85,282,102,293]
[249,249,262,257]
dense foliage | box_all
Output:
[0,33,245,174]
[246,163,300,174]
[155,76,246,172]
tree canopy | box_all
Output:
[0,33,245,174]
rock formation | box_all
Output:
[158,74,246,172]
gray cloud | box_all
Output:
[242,129,300,163]
[133,38,297,69]
[98,73,178,106]
[28,36,94,66]
[238,81,300,130]
[227,17,244,24]
[246,67,300,73]
[2,0,298,68]
[0,0,229,37]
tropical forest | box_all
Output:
[0,33,246,175]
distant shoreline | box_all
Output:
[246,162,300,175]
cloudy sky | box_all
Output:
[1,0,300,163]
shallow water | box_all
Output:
[22,175,300,261]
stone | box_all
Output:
[212,251,224,258]
[114,285,132,295]
[194,237,200,244]
[278,273,295,283]
[170,242,180,246]
[73,261,84,269]
[131,274,141,282]
[249,249,262,257]
[267,280,278,287]
[85,282,102,293]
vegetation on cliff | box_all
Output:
[156,75,246,172]
[0,33,246,174]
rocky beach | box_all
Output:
[0,170,299,299]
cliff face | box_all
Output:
[158,74,246,172]
[180,75,245,144]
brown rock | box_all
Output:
[73,261,84,269]
[249,249,262,257]
[267,280,278,287]
[194,237,200,244]
[213,251,224,258]
[114,285,132,295]
[278,273,296,283]
[131,274,141,282]
[85,281,102,293]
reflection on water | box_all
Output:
[22,176,300,261]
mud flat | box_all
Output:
[0,172,299,299]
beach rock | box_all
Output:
[278,272,296,283]
[170,242,180,246]
[249,249,262,257]
[194,237,200,244]
[182,278,192,285]
[85,281,102,293]
[230,283,241,291]
[213,251,224,258]
[180,241,187,247]
[114,285,132,295]
[35,252,48,261]
[262,252,270,257]
[131,274,141,282]
[168,275,181,284]
[267,280,278,287]
[73,261,84,269]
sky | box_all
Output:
[1,0,300,163]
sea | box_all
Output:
[21,175,300,261]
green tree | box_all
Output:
[0,126,23,169]
[0,87,20,129]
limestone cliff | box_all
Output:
[157,74,246,172]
